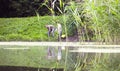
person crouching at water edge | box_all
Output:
[45,25,56,37]
[45,23,62,41]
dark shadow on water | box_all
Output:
[0,66,64,71]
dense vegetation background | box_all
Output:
[0,0,120,42]
[0,0,48,17]
[0,0,72,17]
[0,0,120,71]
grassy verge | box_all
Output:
[0,16,64,41]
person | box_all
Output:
[45,23,62,41]
[45,25,56,37]
[57,23,62,41]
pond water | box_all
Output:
[0,46,120,71]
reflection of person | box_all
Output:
[47,47,55,59]
[47,46,62,61]
[57,47,62,61]
[47,47,52,59]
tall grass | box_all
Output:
[35,0,120,71]
[83,0,120,42]
[65,0,120,71]
[63,0,119,71]
[61,0,120,42]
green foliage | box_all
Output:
[62,0,120,42]
[83,0,120,42]
[0,0,120,70]
[0,36,6,41]
[60,1,120,70]
[0,16,62,41]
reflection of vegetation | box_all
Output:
[67,53,120,71]
[0,46,65,68]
